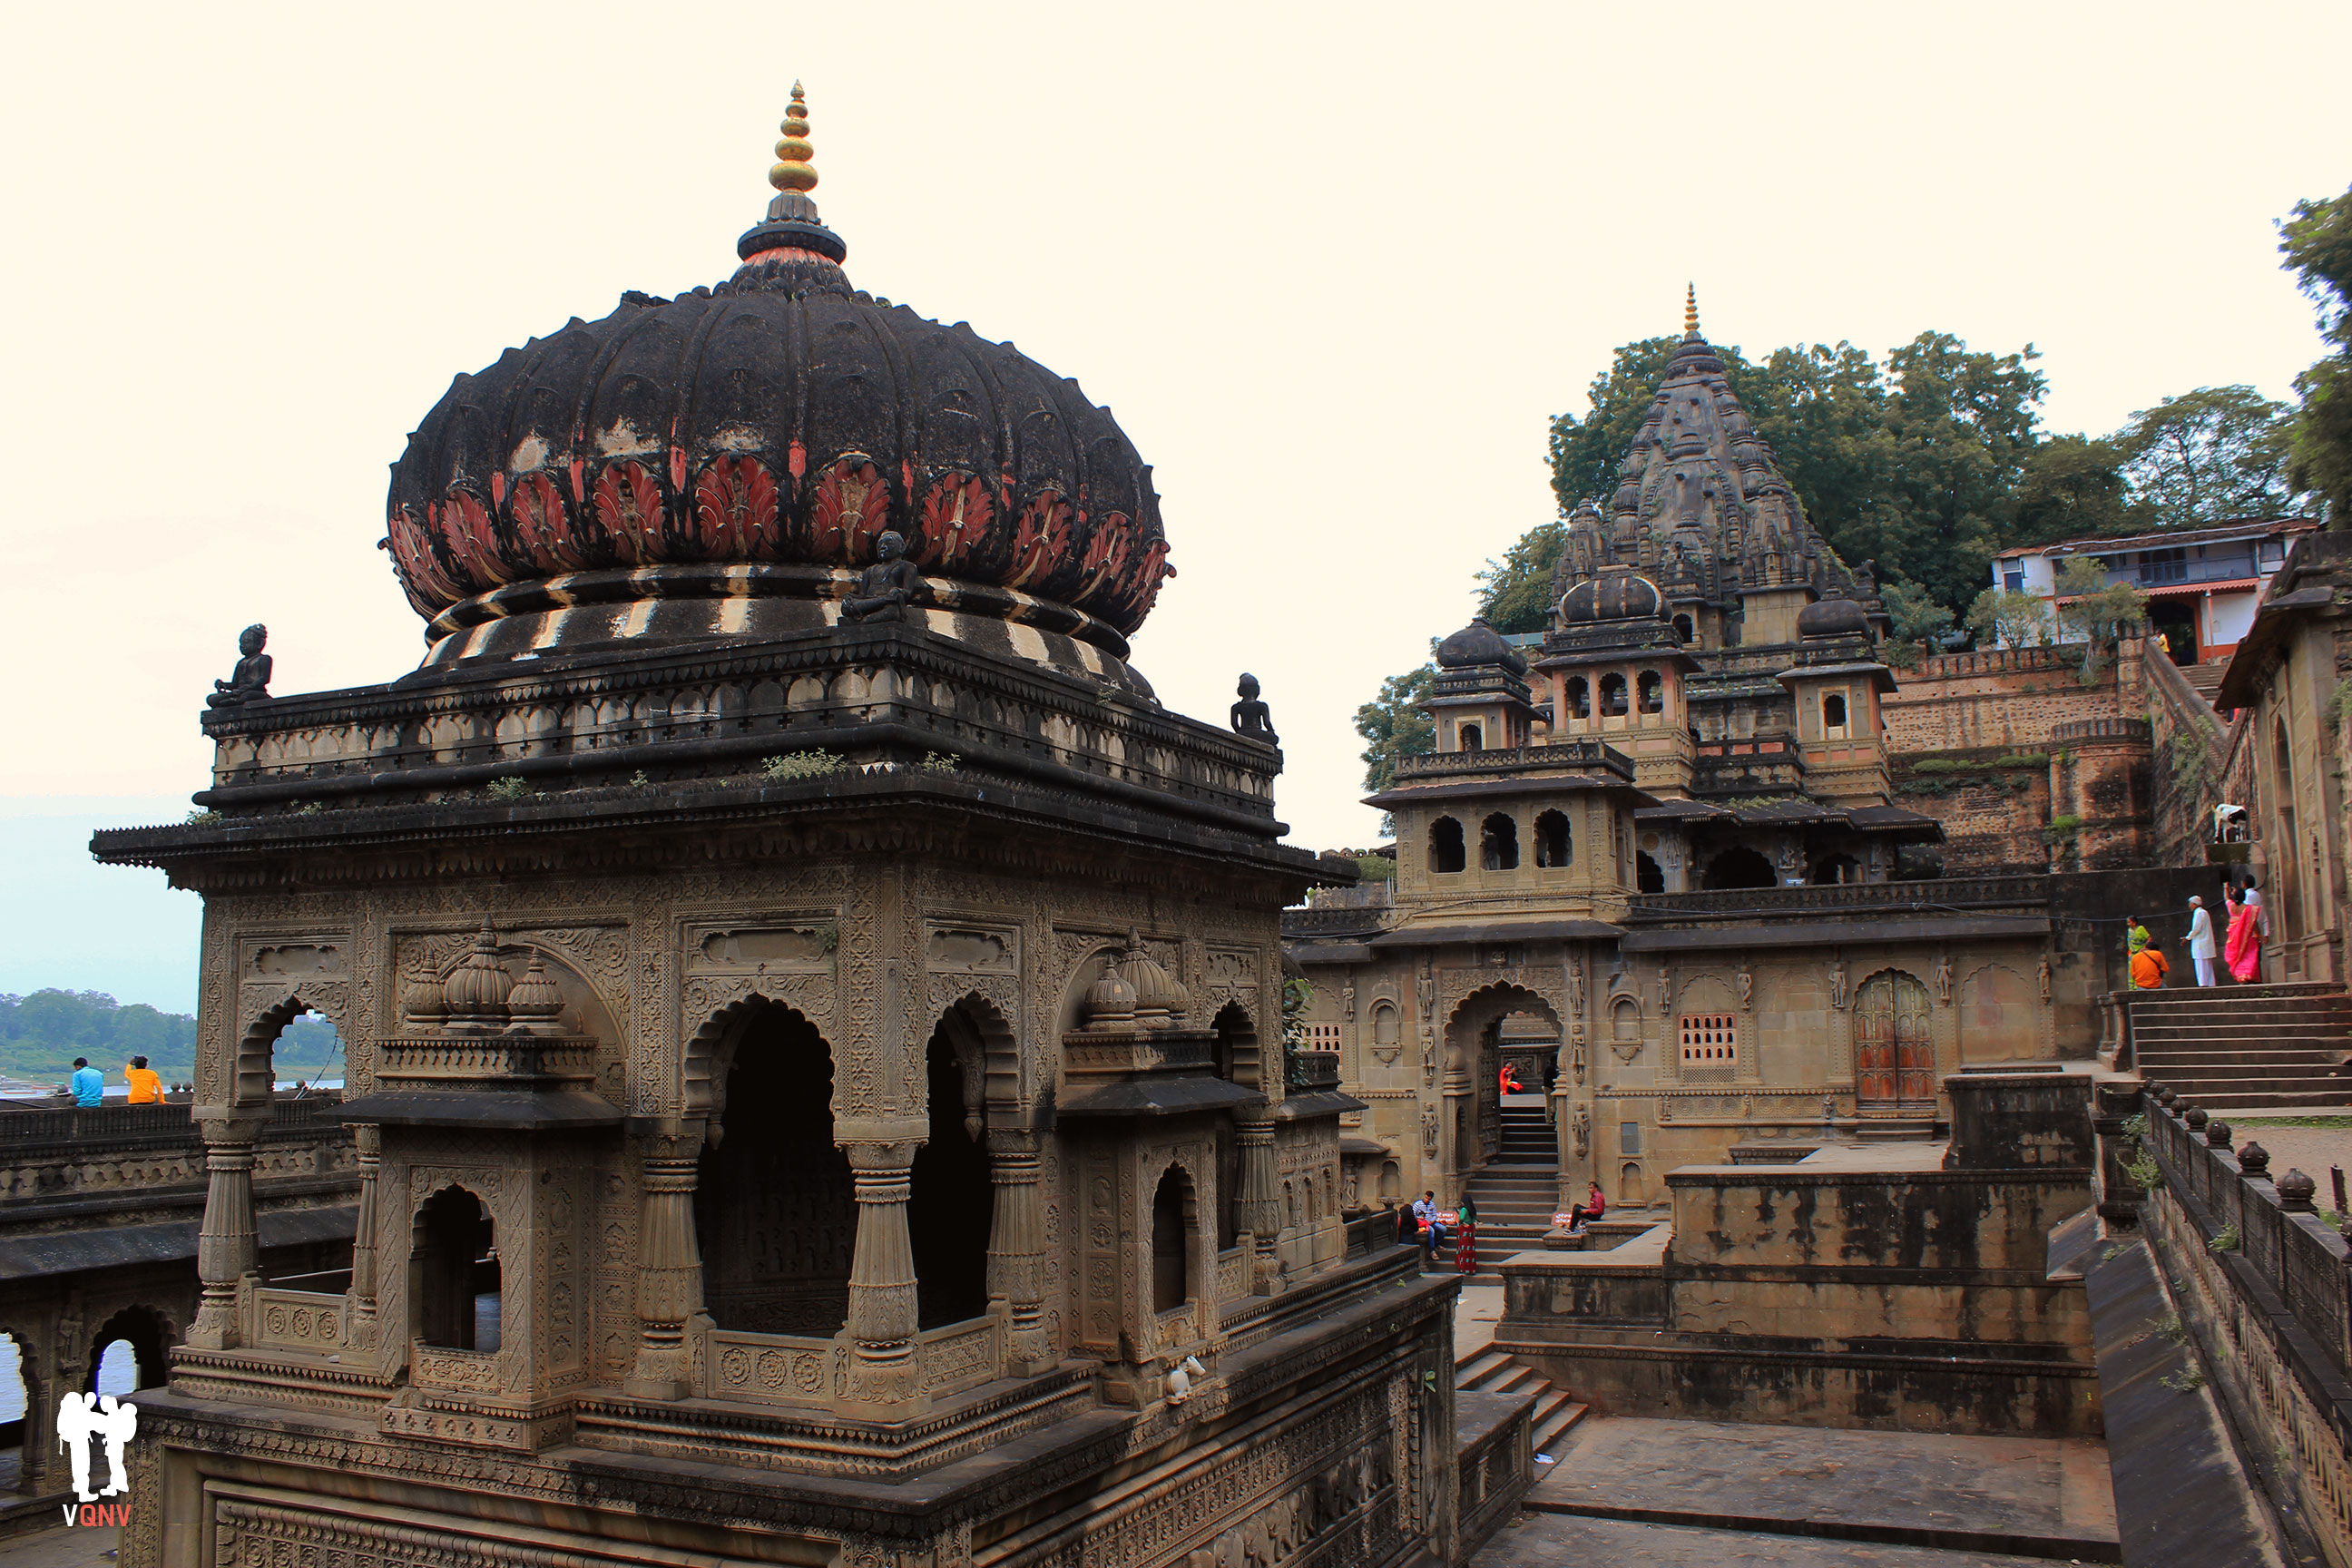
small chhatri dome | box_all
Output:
[1436,616,1525,672]
[1561,567,1665,624]
[1797,592,1872,640]
[383,87,1173,687]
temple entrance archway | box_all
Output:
[1444,985,1563,1179]
[1702,847,1776,890]
[693,1000,854,1336]
[1854,969,1935,1111]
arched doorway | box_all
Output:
[1210,1003,1259,1247]
[411,1186,498,1351]
[1854,970,1935,1111]
[1445,985,1563,1177]
[0,1334,26,1494]
[84,1308,169,1395]
[910,1012,992,1328]
[694,1001,854,1336]
[1151,1166,1195,1314]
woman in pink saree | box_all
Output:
[2224,886,2262,983]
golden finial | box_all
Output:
[770,82,818,196]
[1684,282,1700,338]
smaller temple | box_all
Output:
[1288,298,2133,1251]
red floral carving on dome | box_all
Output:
[1005,491,1073,593]
[387,503,468,615]
[508,471,588,571]
[592,462,667,565]
[1089,534,1171,629]
[809,457,891,564]
[693,456,781,557]
[916,473,994,573]
[437,491,514,587]
[1074,512,1136,612]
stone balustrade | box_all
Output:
[1625,873,2050,918]
[182,625,1280,830]
[250,1286,348,1353]
[1393,740,1633,783]
[2137,1088,2352,1564]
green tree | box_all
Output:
[2052,555,2150,652]
[2115,386,2301,526]
[1476,521,1566,633]
[1356,662,1436,799]
[1880,576,1955,643]
[1965,586,2051,650]
[2014,434,2142,541]
[2280,185,2352,524]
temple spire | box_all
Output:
[1684,282,1700,340]
[770,82,818,197]
[733,82,849,280]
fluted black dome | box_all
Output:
[382,98,1171,672]
[1797,593,1872,639]
[1560,572,1665,624]
[1436,616,1525,671]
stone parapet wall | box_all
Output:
[1886,644,2121,757]
[2136,1091,2352,1567]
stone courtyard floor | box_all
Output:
[0,1525,114,1566]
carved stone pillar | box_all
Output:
[187,1111,268,1350]
[345,1123,381,1348]
[842,1135,923,1406]
[985,1128,1050,1374]
[624,1122,707,1401]
[1234,1115,1280,1289]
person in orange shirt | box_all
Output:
[2130,944,2169,990]
[122,1055,164,1104]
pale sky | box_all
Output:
[3,2,2345,1008]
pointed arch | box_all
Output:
[232,992,343,1108]
[1444,983,1563,1173]
[84,1306,172,1395]
[929,990,1023,1132]
[681,993,829,1122]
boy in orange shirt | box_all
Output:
[2130,945,2168,989]
[122,1055,164,1104]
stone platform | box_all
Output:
[1476,1413,2119,1564]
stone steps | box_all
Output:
[1456,1346,1588,1460]
[2130,984,2352,1112]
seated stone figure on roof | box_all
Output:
[842,531,926,624]
[208,624,271,708]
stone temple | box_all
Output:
[93,93,1501,1566]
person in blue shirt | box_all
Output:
[70,1058,104,1107]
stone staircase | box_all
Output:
[2180,660,2230,709]
[2130,982,2352,1111]
[1455,1344,1587,1462]
[1461,1102,1560,1252]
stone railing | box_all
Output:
[2139,1087,2352,1564]
[0,1094,343,1149]
[1625,874,2049,919]
[705,1328,838,1407]
[250,1287,348,1353]
[409,1340,504,1395]
[1392,740,1632,783]
[1286,1050,1342,1092]
[177,626,1280,831]
[1301,882,1394,910]
[916,1316,1003,1397]
[1217,1244,1250,1303]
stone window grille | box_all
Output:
[1679,1013,1738,1067]
[1306,1023,1342,1051]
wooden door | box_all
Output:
[1854,971,1934,1110]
